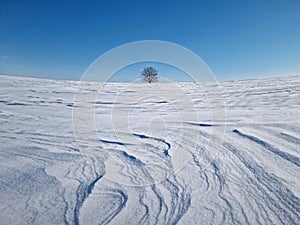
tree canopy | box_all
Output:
[141,66,158,83]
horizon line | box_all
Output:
[1,73,299,83]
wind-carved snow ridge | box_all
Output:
[73,166,104,225]
[132,133,171,156]
[0,75,300,224]
[233,129,300,167]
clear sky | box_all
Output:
[1,0,300,81]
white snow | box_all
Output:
[0,74,299,225]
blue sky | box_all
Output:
[0,0,300,81]
[109,62,194,82]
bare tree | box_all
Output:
[141,66,158,83]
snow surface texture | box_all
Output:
[0,75,299,225]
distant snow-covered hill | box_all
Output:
[0,75,299,225]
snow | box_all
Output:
[0,74,299,224]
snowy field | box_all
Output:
[0,74,300,225]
